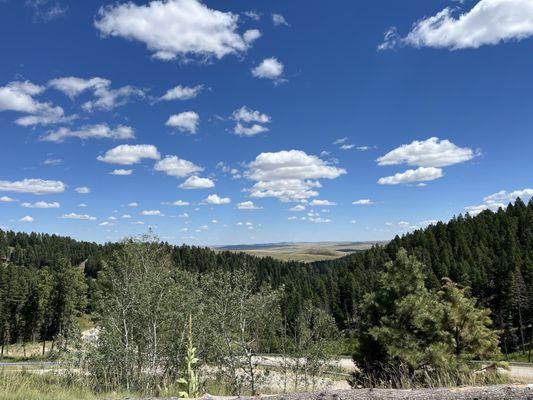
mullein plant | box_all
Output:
[178,314,200,398]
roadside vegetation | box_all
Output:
[0,199,531,398]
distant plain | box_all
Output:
[214,241,387,262]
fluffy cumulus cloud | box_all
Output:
[353,199,374,205]
[252,57,284,81]
[162,200,190,206]
[377,137,476,185]
[49,76,144,111]
[246,150,345,202]
[75,187,91,194]
[0,80,68,126]
[204,194,231,205]
[0,196,17,202]
[272,13,289,26]
[166,111,199,134]
[179,176,215,189]
[110,169,133,176]
[378,167,443,185]
[19,216,34,223]
[141,210,164,216]
[41,124,134,143]
[377,137,476,168]
[237,201,262,210]
[97,144,161,165]
[21,201,60,208]
[465,188,533,215]
[61,213,96,220]
[160,84,203,101]
[154,155,203,178]
[0,178,66,195]
[379,0,533,50]
[94,0,260,61]
[48,76,109,97]
[231,106,271,136]
[310,199,336,206]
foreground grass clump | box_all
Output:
[351,364,513,389]
[0,371,106,400]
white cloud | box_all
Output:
[204,194,231,205]
[244,11,260,21]
[310,199,336,206]
[61,213,97,220]
[19,215,34,223]
[231,106,270,136]
[179,176,214,189]
[99,221,113,227]
[243,29,261,43]
[350,220,357,224]
[21,201,60,208]
[308,216,331,224]
[249,179,322,202]
[78,203,87,208]
[162,200,190,206]
[128,202,139,207]
[484,188,533,204]
[0,178,66,195]
[248,150,346,181]
[378,167,443,185]
[340,144,355,150]
[234,123,269,136]
[379,0,533,50]
[122,214,132,219]
[465,188,533,215]
[252,57,284,81]
[237,201,262,210]
[82,84,144,112]
[75,186,91,194]
[154,155,203,178]
[160,84,203,101]
[245,150,345,201]
[0,196,17,202]
[0,80,68,126]
[43,158,62,166]
[289,204,306,212]
[48,77,109,98]
[272,13,288,26]
[232,106,270,124]
[141,210,164,216]
[166,111,199,134]
[377,137,476,167]
[288,216,297,221]
[49,76,144,111]
[95,0,258,61]
[41,124,134,143]
[353,199,374,205]
[97,144,161,165]
[110,169,133,176]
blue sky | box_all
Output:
[0,0,532,245]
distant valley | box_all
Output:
[214,241,388,262]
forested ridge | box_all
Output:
[0,198,531,355]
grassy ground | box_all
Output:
[500,351,533,363]
[216,242,384,263]
[0,371,120,400]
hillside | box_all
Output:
[1,198,531,353]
